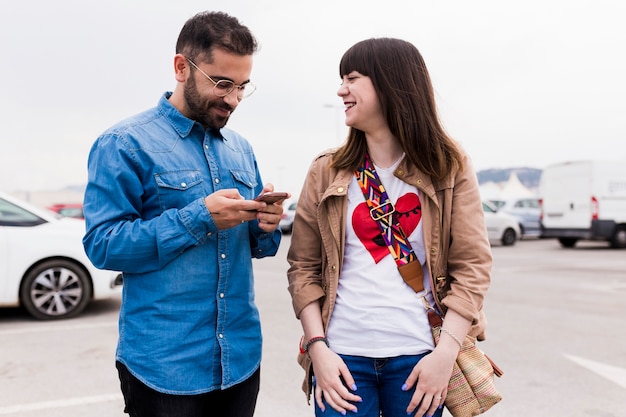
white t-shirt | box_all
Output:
[326,158,436,357]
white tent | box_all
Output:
[479,172,537,200]
[499,172,536,198]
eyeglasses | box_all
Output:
[185,57,256,99]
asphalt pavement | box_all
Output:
[1,236,625,417]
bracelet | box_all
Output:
[303,336,329,353]
[440,328,463,348]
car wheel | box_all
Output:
[20,259,93,320]
[558,237,578,248]
[501,228,517,246]
[609,226,626,249]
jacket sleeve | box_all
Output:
[440,155,493,333]
[82,134,216,273]
[286,156,328,319]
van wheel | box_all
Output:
[558,237,578,248]
[610,226,626,249]
[501,228,517,246]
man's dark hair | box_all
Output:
[176,11,258,63]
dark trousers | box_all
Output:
[116,361,260,417]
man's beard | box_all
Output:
[183,77,233,129]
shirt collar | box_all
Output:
[158,92,225,140]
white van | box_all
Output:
[539,160,626,248]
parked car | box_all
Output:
[47,203,84,219]
[482,200,520,246]
[488,197,541,238]
[279,201,297,234]
[0,191,122,320]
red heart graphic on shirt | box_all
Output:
[352,192,421,263]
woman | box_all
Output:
[287,38,493,417]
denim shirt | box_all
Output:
[82,92,281,394]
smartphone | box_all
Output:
[254,191,289,204]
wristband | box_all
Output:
[301,336,329,354]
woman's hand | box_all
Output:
[309,343,362,414]
[402,308,469,416]
[402,348,455,416]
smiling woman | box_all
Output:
[287,37,495,417]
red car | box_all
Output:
[47,203,84,219]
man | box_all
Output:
[82,11,286,417]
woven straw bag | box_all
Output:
[430,316,503,416]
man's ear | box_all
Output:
[173,54,189,82]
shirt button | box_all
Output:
[337,187,344,193]
[221,253,226,259]
[397,169,404,175]
[219,334,224,339]
[205,145,209,149]
[207,232,212,236]
[181,182,187,188]
[219,293,225,298]
[416,179,422,185]
[215,178,220,184]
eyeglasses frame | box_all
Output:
[185,57,256,98]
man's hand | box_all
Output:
[253,184,290,233]
[204,189,264,230]
[203,185,290,231]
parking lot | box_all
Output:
[1,237,625,417]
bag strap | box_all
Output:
[354,153,424,292]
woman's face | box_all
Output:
[337,71,385,133]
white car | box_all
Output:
[279,201,297,234]
[488,197,541,238]
[483,201,521,246]
[0,191,122,320]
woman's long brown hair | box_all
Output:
[331,38,463,181]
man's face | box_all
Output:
[183,49,253,129]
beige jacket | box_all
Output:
[287,149,493,397]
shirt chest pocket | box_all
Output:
[155,170,205,210]
[230,169,258,200]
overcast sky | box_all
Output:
[1,0,625,197]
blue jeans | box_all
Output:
[314,354,444,417]
[116,361,260,417]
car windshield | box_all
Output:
[482,202,497,213]
[0,197,46,226]
[488,200,506,209]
